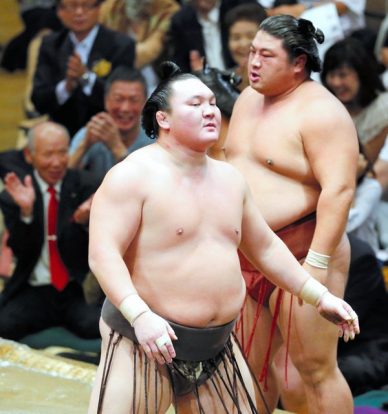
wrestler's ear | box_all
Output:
[294,54,307,74]
[156,111,170,131]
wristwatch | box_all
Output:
[80,71,91,87]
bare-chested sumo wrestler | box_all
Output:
[87,61,359,414]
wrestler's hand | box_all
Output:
[316,291,360,342]
[133,311,178,365]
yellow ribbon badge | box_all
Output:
[92,59,112,77]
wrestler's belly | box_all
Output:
[234,162,319,230]
[129,244,246,328]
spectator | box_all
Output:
[99,0,180,93]
[31,0,136,136]
[69,66,151,180]
[168,0,257,73]
[321,37,388,165]
[322,37,388,257]
[0,122,101,341]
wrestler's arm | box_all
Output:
[302,97,358,256]
[239,179,359,340]
[89,161,176,363]
[89,161,143,305]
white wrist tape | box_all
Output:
[299,277,328,306]
[119,294,150,326]
[305,249,330,269]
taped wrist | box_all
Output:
[305,249,330,269]
[299,277,328,306]
[119,294,150,326]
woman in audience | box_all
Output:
[321,37,388,164]
[322,37,388,256]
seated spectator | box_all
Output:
[99,0,180,93]
[31,0,136,136]
[322,37,388,259]
[338,234,388,396]
[321,37,388,165]
[167,0,256,73]
[0,0,62,72]
[0,121,101,341]
[69,66,151,180]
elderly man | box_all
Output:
[0,121,101,340]
[69,66,151,180]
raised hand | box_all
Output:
[73,194,94,225]
[87,112,126,160]
[66,52,86,92]
[4,173,35,217]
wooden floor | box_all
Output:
[0,0,27,152]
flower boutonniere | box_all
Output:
[92,59,112,78]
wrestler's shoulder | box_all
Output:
[102,145,158,185]
[297,80,351,114]
[235,86,262,106]
[208,156,247,185]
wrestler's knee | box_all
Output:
[292,352,337,386]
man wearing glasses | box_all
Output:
[32,0,136,137]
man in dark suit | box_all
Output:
[0,121,102,340]
[168,0,256,73]
[31,0,136,136]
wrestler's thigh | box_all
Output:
[176,337,258,414]
[88,318,173,414]
[274,234,350,363]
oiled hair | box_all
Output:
[141,61,197,139]
[259,15,324,73]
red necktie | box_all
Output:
[47,186,69,291]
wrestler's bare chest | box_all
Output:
[226,98,319,228]
[138,168,244,249]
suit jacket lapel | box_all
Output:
[57,171,78,237]
[87,25,105,69]
[57,31,74,75]
[32,176,45,245]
